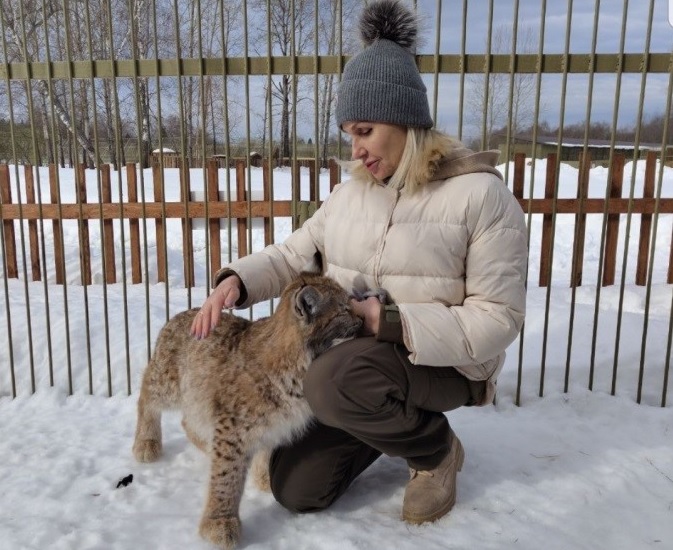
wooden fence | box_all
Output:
[0,158,339,286]
[1,153,672,288]
[511,150,673,287]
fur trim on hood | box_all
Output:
[433,147,503,181]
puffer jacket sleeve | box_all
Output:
[399,181,527,368]
[212,186,337,308]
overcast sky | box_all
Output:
[428,0,672,54]
[418,0,673,139]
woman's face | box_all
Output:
[342,121,408,181]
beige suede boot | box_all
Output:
[402,431,465,524]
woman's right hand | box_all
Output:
[190,275,242,339]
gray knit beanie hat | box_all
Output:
[335,0,433,129]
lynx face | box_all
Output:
[286,273,364,357]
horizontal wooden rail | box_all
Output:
[0,201,294,220]
[1,53,671,80]
[2,198,672,221]
[517,198,673,215]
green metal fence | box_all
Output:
[1,0,672,406]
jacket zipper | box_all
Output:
[373,188,400,288]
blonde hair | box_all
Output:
[340,128,461,193]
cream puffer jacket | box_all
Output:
[216,147,528,405]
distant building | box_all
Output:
[151,148,181,168]
[497,135,666,165]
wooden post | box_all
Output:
[49,164,65,284]
[603,154,625,286]
[23,165,41,281]
[262,159,272,247]
[513,153,525,201]
[636,151,657,285]
[152,163,166,283]
[236,159,247,258]
[292,159,301,202]
[76,164,91,285]
[207,159,222,280]
[571,151,591,287]
[100,164,116,283]
[539,154,557,287]
[180,161,194,288]
[0,164,17,278]
[329,158,339,191]
[292,159,301,229]
[309,159,317,202]
[126,163,142,284]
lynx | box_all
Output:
[132,273,363,549]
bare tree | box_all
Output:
[0,0,97,166]
[251,0,314,162]
[316,0,340,168]
[315,0,358,167]
[467,25,537,149]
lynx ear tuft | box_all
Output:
[294,286,321,320]
[359,0,418,51]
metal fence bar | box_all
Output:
[114,2,140,395]
[83,0,113,396]
[220,0,234,269]
[611,0,637,395]
[4,52,673,80]
[656,51,673,408]
[456,0,467,141]
[0,7,18,397]
[515,0,549,407]
[195,0,211,294]
[40,0,67,389]
[589,0,628,392]
[479,0,494,151]
[646,50,673,407]
[564,0,601,393]
[501,0,521,188]
[629,0,657,403]
[539,0,574,398]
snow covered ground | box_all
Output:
[1,160,672,549]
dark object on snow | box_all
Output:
[116,474,133,488]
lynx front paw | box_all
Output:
[199,515,241,549]
[132,439,162,462]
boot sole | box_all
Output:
[402,438,465,525]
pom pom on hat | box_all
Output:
[336,0,433,129]
[359,0,418,50]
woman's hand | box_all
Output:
[190,275,242,339]
[350,296,381,336]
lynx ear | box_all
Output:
[294,286,321,320]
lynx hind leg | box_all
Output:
[132,356,180,462]
[250,448,272,493]
[133,385,163,462]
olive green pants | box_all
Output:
[269,337,484,513]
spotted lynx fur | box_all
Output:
[132,273,363,549]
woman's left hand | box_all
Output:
[350,296,381,336]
